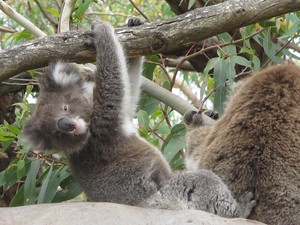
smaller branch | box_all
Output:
[169,73,201,108]
[33,0,57,27]
[0,72,36,96]
[163,58,196,71]
[0,0,46,37]
[0,25,16,33]
[277,37,300,54]
[169,44,196,91]
[261,35,297,69]
[199,84,219,110]
[58,0,76,33]
[141,77,215,125]
[86,12,130,18]
[172,28,265,85]
[129,0,151,23]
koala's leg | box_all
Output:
[140,170,255,218]
[183,111,216,170]
[126,18,144,117]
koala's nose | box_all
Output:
[57,118,76,133]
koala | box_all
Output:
[139,170,254,218]
[184,64,300,224]
[23,19,254,217]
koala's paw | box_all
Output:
[127,18,143,27]
[183,111,203,127]
[203,110,219,120]
[91,21,112,33]
[237,192,256,218]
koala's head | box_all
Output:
[23,62,95,154]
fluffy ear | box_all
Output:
[39,61,83,91]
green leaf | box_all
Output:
[24,160,40,205]
[45,8,60,18]
[10,185,25,207]
[37,166,53,203]
[25,85,34,98]
[143,55,160,80]
[0,171,5,187]
[73,0,96,22]
[3,161,19,190]
[139,92,160,115]
[17,159,25,180]
[251,55,261,72]
[259,29,283,64]
[162,124,186,163]
[232,56,251,67]
[37,166,61,203]
[239,47,255,55]
[6,124,21,136]
[213,59,229,115]
[136,110,150,132]
[53,175,82,202]
[203,57,219,77]
[218,32,233,42]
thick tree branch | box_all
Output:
[1,0,299,83]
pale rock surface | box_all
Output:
[0,202,266,225]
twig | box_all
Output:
[128,0,151,23]
[1,81,38,86]
[199,84,220,110]
[0,0,46,37]
[0,25,16,33]
[261,35,299,69]
[86,12,130,18]
[33,0,57,27]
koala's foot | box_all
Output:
[128,17,143,27]
[236,192,256,218]
[85,21,108,47]
[184,110,219,128]
[183,111,201,126]
[203,110,219,120]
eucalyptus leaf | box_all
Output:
[24,160,40,205]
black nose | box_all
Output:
[57,118,76,133]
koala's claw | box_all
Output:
[203,110,219,120]
[84,32,94,47]
[183,111,203,127]
[128,18,143,27]
[183,111,197,125]
[237,192,257,218]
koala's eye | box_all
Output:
[63,105,68,112]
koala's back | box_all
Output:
[198,64,300,224]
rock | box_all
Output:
[0,202,266,225]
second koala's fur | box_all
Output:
[185,64,300,225]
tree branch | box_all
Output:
[1,0,299,82]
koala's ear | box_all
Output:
[39,61,83,91]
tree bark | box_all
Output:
[0,0,299,82]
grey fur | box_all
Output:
[139,170,255,218]
[23,20,254,217]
